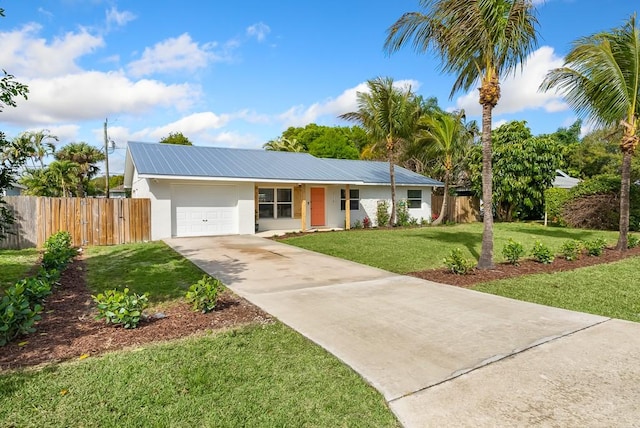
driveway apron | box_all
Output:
[165,235,640,427]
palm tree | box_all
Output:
[385,0,539,269]
[340,77,420,225]
[47,160,81,197]
[55,142,105,195]
[263,137,305,152]
[14,130,57,168]
[541,14,640,250]
[415,110,471,225]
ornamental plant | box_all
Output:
[628,234,640,249]
[363,216,371,228]
[502,239,525,265]
[92,288,149,329]
[0,282,43,346]
[185,276,223,313]
[376,201,390,227]
[531,240,554,264]
[584,237,607,256]
[443,248,475,275]
[560,239,584,261]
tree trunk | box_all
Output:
[388,151,396,226]
[432,173,448,226]
[616,150,632,251]
[477,103,495,269]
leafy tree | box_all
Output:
[468,121,562,221]
[55,142,105,196]
[274,124,365,158]
[340,77,421,225]
[0,7,30,240]
[159,132,193,145]
[413,110,472,224]
[541,14,640,250]
[385,0,539,268]
[90,174,125,196]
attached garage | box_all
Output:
[171,184,238,237]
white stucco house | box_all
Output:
[123,142,443,240]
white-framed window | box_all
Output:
[407,189,422,209]
[258,188,293,219]
[340,189,360,211]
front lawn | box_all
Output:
[282,222,618,273]
[473,257,640,322]
[1,241,399,427]
[0,323,398,427]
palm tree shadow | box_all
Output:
[419,230,482,260]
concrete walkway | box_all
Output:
[165,235,640,427]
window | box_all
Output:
[258,188,292,219]
[407,189,422,209]
[340,189,360,211]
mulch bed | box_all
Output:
[0,257,272,371]
[410,246,640,287]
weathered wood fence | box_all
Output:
[431,195,480,223]
[1,196,150,250]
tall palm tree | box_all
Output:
[55,142,105,196]
[47,160,81,197]
[14,129,57,168]
[415,110,471,225]
[340,77,420,225]
[541,14,640,250]
[385,0,539,268]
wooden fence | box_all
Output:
[1,196,150,250]
[431,195,480,223]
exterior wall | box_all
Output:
[131,173,254,240]
[340,185,433,227]
[255,183,303,232]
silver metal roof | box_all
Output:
[126,141,442,186]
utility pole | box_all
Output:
[104,118,110,198]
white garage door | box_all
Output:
[172,185,238,237]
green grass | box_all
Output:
[0,248,40,292]
[84,241,206,303]
[282,222,618,273]
[1,241,399,426]
[474,257,640,322]
[0,323,398,427]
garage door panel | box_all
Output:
[172,185,239,237]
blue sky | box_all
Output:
[1,0,637,173]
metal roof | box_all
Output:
[553,170,580,189]
[126,141,442,186]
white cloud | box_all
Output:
[147,112,232,139]
[279,79,421,128]
[246,22,271,42]
[454,46,567,117]
[2,71,200,125]
[106,7,136,28]
[127,33,223,77]
[0,24,104,78]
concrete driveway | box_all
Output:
[165,235,640,427]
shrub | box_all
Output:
[628,234,640,249]
[502,239,525,265]
[353,219,363,229]
[531,241,554,264]
[41,231,77,271]
[36,267,61,287]
[443,248,475,275]
[376,200,390,227]
[396,200,411,227]
[362,216,371,228]
[18,277,52,304]
[185,275,223,313]
[544,187,570,225]
[92,288,149,329]
[560,239,584,261]
[0,282,43,346]
[585,237,607,256]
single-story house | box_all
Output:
[123,141,443,240]
[553,170,580,189]
[2,182,26,196]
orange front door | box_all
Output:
[310,187,325,227]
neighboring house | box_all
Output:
[2,182,26,196]
[553,170,580,189]
[108,185,128,198]
[123,142,443,240]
